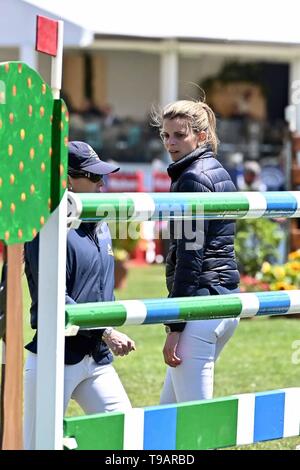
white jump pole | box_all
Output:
[35,19,67,450]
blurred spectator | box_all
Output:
[261,164,285,191]
[237,160,287,264]
[237,160,267,191]
[102,104,121,127]
[80,98,104,119]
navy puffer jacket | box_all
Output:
[166,145,240,306]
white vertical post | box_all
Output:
[51,21,64,100]
[19,44,37,70]
[288,60,300,133]
[288,60,300,173]
[159,40,178,107]
[35,17,66,450]
[35,192,67,450]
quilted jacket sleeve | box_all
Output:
[166,173,213,331]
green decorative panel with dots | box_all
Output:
[0,61,68,245]
[51,98,68,210]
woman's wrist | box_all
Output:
[102,327,114,341]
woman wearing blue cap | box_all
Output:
[23,141,136,450]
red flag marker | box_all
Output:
[36,15,58,57]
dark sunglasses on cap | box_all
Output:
[69,169,104,183]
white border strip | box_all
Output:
[241,192,267,218]
[281,388,300,437]
[287,290,300,314]
[120,300,148,325]
[123,408,144,450]
[127,193,156,221]
[236,393,256,445]
[236,293,260,318]
[289,191,300,217]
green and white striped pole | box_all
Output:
[65,290,300,333]
[67,191,300,224]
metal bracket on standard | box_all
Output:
[67,192,82,230]
[62,436,78,450]
[64,325,80,337]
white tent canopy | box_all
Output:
[1,0,300,122]
[22,0,300,45]
[0,0,92,47]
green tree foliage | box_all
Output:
[235,219,283,276]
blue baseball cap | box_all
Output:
[68,141,120,175]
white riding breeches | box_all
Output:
[24,352,131,450]
[160,317,239,404]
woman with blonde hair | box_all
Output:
[152,99,240,403]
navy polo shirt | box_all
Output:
[24,222,114,365]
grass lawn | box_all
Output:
[10,264,300,449]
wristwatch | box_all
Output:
[165,325,172,334]
[102,327,114,341]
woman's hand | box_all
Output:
[103,330,136,357]
[163,332,182,367]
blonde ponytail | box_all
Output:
[201,103,219,153]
